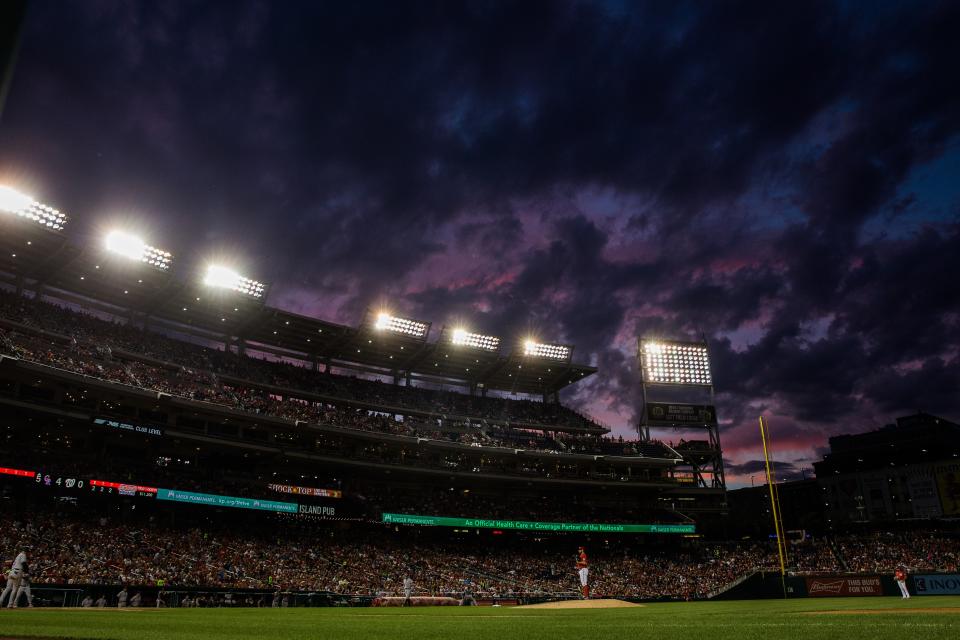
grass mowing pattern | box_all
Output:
[1,596,958,640]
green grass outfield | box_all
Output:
[1,597,958,640]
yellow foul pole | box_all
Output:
[759,416,787,595]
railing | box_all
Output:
[707,571,757,599]
[26,588,84,607]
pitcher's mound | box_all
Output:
[517,599,644,609]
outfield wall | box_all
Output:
[18,573,960,607]
[713,572,960,600]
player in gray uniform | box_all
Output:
[117,587,129,608]
[1,550,27,608]
[13,562,33,608]
[0,570,16,607]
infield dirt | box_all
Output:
[516,599,644,609]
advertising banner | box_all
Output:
[158,488,298,513]
[93,417,163,437]
[381,513,694,534]
[645,403,717,426]
[914,574,960,595]
[805,576,883,597]
[268,483,342,499]
[906,472,942,518]
[934,462,960,515]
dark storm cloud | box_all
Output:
[2,0,959,484]
[725,459,804,482]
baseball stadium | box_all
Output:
[0,186,958,639]
[2,1,960,639]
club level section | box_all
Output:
[0,364,724,517]
[0,356,692,483]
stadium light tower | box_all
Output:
[104,230,172,270]
[639,340,712,386]
[373,311,429,339]
[522,338,572,362]
[638,337,725,490]
[0,185,67,231]
[203,264,265,298]
[449,327,500,351]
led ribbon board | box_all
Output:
[158,488,298,513]
[381,513,694,534]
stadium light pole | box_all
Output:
[449,327,500,352]
[521,339,571,362]
[203,264,266,298]
[371,311,429,339]
[0,186,68,231]
[104,230,172,270]
[638,338,725,491]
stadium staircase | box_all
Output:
[706,570,758,599]
[827,537,850,571]
[458,562,532,594]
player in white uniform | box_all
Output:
[403,575,414,605]
[895,567,910,599]
[1,551,27,608]
[576,547,589,599]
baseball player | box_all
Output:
[403,575,414,605]
[1,550,27,608]
[0,569,19,607]
[895,567,910,599]
[0,569,16,608]
[117,586,129,608]
[13,563,33,608]
[576,547,589,599]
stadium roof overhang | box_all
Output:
[0,218,596,396]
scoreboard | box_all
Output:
[1,467,157,499]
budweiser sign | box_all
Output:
[806,576,882,597]
[808,579,845,595]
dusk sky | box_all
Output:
[1,0,958,486]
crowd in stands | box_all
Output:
[0,292,674,462]
[0,292,600,430]
[4,499,956,604]
[839,530,960,573]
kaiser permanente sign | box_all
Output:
[158,488,298,513]
[381,513,694,534]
